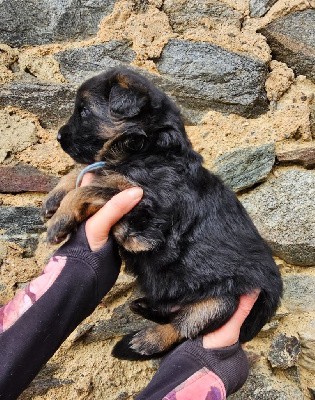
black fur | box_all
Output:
[56,67,283,357]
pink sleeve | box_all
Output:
[163,367,226,400]
[0,256,67,333]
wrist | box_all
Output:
[202,331,240,349]
[185,338,249,396]
[53,223,122,301]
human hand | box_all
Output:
[80,173,143,251]
[202,290,260,349]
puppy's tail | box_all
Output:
[240,286,282,343]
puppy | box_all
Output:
[42,67,282,360]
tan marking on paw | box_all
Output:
[130,324,180,355]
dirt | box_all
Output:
[31,337,156,400]
[0,44,19,84]
[0,108,39,162]
[16,139,75,175]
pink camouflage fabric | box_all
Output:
[163,367,226,400]
[0,256,67,333]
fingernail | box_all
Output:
[127,187,143,200]
[249,289,261,298]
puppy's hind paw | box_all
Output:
[130,298,150,314]
[46,215,76,244]
[130,298,176,324]
[111,332,166,361]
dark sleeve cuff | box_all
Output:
[53,222,122,302]
[182,338,249,396]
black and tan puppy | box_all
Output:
[42,67,282,360]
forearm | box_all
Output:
[136,338,249,400]
[0,225,120,399]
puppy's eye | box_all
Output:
[80,107,91,119]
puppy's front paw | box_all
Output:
[46,214,76,244]
[41,190,67,221]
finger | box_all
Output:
[85,187,143,251]
[226,290,260,329]
[202,290,260,349]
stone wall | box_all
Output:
[0,0,315,399]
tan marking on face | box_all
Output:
[98,122,119,139]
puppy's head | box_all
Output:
[57,67,187,164]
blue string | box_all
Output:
[76,161,106,188]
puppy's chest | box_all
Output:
[123,252,193,294]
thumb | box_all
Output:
[85,187,143,251]
[228,290,261,330]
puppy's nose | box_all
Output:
[57,132,62,142]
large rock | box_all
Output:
[163,0,241,33]
[75,302,150,344]
[213,143,275,192]
[155,40,269,118]
[0,207,45,256]
[277,146,315,169]
[268,333,301,369]
[229,366,304,400]
[55,41,136,84]
[283,275,315,313]
[260,10,315,82]
[240,169,315,266]
[0,82,77,128]
[0,0,115,47]
[0,164,59,193]
[298,319,315,372]
[249,0,277,17]
[54,39,269,121]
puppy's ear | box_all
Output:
[113,128,148,153]
[98,127,149,162]
[109,83,148,118]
